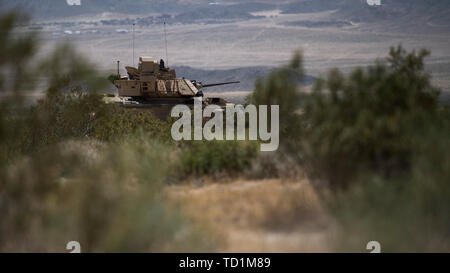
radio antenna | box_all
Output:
[164,22,169,67]
[132,23,135,67]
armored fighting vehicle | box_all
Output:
[114,57,238,111]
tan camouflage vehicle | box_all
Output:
[113,57,238,112]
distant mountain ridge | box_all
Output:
[2,0,450,31]
[282,0,450,30]
[0,0,450,29]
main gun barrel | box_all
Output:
[201,81,240,88]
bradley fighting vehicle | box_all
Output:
[113,57,239,117]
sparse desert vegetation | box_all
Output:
[1,3,450,253]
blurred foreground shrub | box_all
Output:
[301,46,440,188]
[0,136,216,252]
[329,124,450,252]
[247,51,304,152]
[296,46,450,251]
[246,47,449,251]
[0,11,216,251]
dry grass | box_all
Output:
[166,178,334,252]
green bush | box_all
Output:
[178,140,259,177]
[4,90,172,158]
[329,124,450,252]
[92,104,172,142]
[300,46,440,188]
[291,46,450,251]
[107,74,120,84]
[247,51,305,152]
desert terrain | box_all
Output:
[16,2,450,97]
[2,0,450,252]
